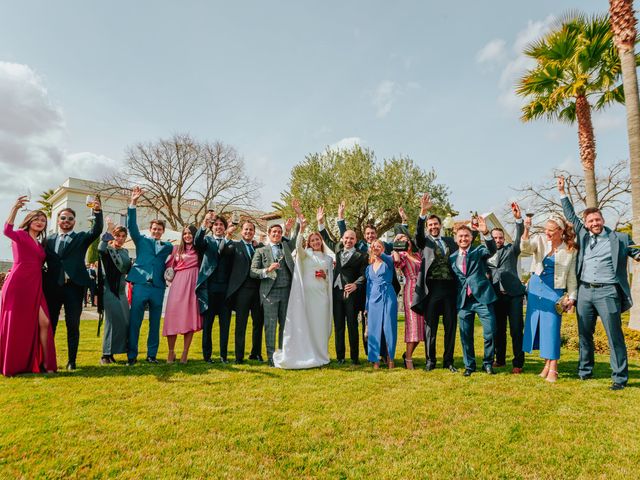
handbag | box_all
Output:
[164,267,175,283]
[555,293,569,315]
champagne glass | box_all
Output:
[86,195,97,221]
[231,211,240,225]
[20,187,32,212]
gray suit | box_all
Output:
[487,221,525,368]
[562,196,640,384]
[250,233,297,362]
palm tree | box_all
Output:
[37,188,56,218]
[609,0,640,329]
[517,13,626,208]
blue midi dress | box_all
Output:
[365,253,398,363]
[523,255,564,360]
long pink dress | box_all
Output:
[0,223,57,376]
[163,245,202,336]
[395,251,426,343]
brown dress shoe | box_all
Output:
[511,367,523,374]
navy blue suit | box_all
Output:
[126,207,173,361]
[194,228,233,361]
[449,239,498,371]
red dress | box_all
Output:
[0,223,57,376]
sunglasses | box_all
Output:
[59,215,75,221]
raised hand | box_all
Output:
[292,198,302,216]
[13,196,28,211]
[476,215,489,235]
[92,196,102,212]
[316,206,325,225]
[511,202,521,220]
[226,223,237,238]
[398,206,408,224]
[202,211,214,229]
[106,216,116,233]
[300,216,308,231]
[284,217,295,236]
[130,186,143,205]
[557,176,566,195]
[337,201,345,220]
[524,215,532,229]
[420,193,432,216]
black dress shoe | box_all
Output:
[337,359,345,365]
[235,359,245,365]
[126,358,137,366]
[610,382,626,391]
[425,363,436,371]
[268,358,275,367]
[446,365,458,373]
[146,356,158,364]
[204,358,215,364]
[100,356,110,365]
[579,373,593,380]
[463,368,473,377]
[484,366,495,375]
[66,362,76,371]
[351,359,360,366]
[219,357,230,364]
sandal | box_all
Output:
[405,358,414,370]
[546,369,558,383]
[167,350,176,364]
[539,366,550,378]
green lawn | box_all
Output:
[1,314,639,479]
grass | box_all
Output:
[1,313,640,479]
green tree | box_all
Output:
[275,145,453,240]
[517,13,630,208]
[37,188,56,218]
[609,0,640,329]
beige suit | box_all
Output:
[520,234,578,299]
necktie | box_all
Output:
[461,250,471,296]
[155,240,162,254]
[246,242,255,258]
[342,250,352,264]
[590,235,598,250]
[57,234,67,255]
[437,239,446,255]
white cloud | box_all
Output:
[329,137,362,151]
[476,39,507,64]
[480,16,555,114]
[0,61,119,207]
[593,111,625,132]
[371,80,398,118]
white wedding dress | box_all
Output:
[273,233,333,369]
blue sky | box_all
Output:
[0,0,629,259]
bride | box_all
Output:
[273,208,334,369]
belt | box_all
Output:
[580,282,614,289]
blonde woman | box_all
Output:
[521,214,578,382]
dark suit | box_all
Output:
[562,196,640,385]
[411,216,461,368]
[449,239,498,371]
[320,228,367,362]
[487,221,525,368]
[195,229,233,361]
[226,240,264,361]
[44,211,103,366]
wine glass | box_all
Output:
[20,187,32,212]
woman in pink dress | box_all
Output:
[392,234,425,370]
[163,225,202,363]
[0,196,57,376]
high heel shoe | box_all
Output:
[405,358,414,370]
[546,369,558,383]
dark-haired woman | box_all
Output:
[163,225,202,364]
[0,196,57,376]
[97,219,132,364]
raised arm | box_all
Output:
[98,232,114,254]
[86,197,103,244]
[3,196,28,241]
[336,200,347,236]
[295,217,308,260]
[127,187,144,244]
[511,202,524,257]
[317,206,337,252]
[558,176,585,236]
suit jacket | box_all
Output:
[320,228,367,290]
[44,210,103,288]
[449,239,498,310]
[193,228,234,312]
[487,220,526,297]
[562,196,640,312]
[125,207,173,288]
[411,215,462,314]
[250,237,296,302]
[225,240,264,302]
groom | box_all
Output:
[250,222,298,366]
[318,206,368,365]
